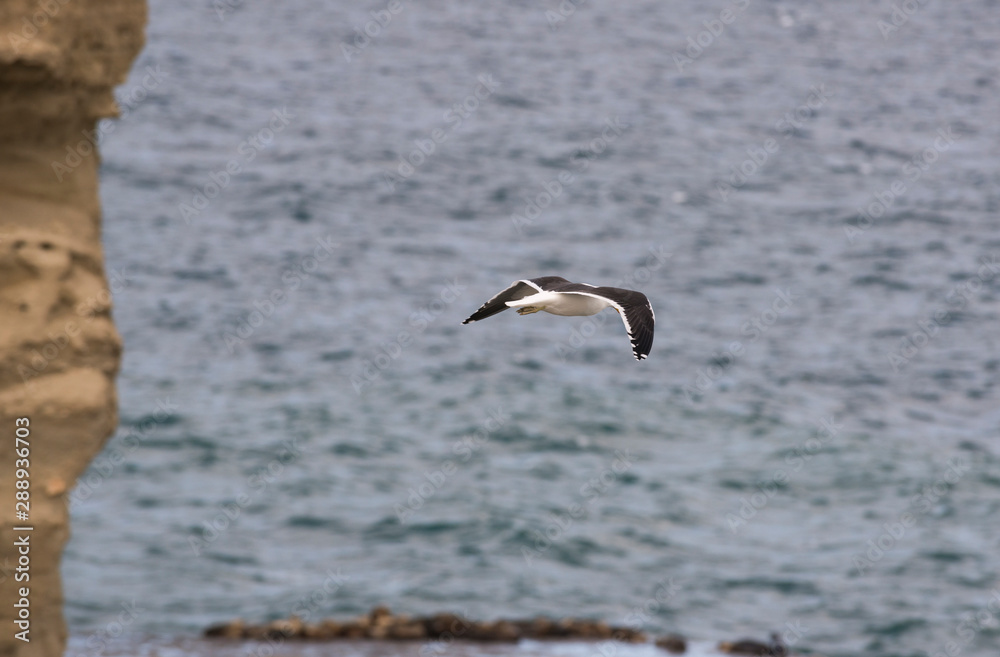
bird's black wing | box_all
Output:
[461,277,569,324]
[528,276,575,291]
[560,287,655,360]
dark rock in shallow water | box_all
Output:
[466,620,520,642]
[370,605,392,623]
[302,621,335,638]
[558,618,613,639]
[718,632,786,656]
[611,627,648,643]
[204,619,244,638]
[388,619,428,640]
[341,621,369,638]
[510,615,555,637]
[270,617,304,637]
[655,633,687,653]
[424,611,469,637]
[202,606,649,643]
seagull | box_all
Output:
[462,276,654,360]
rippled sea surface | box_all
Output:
[64,2,1000,656]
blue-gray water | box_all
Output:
[64,2,1000,657]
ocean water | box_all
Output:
[63,1,1000,656]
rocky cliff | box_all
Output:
[0,2,146,656]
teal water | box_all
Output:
[64,2,1000,656]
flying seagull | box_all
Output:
[462,276,654,361]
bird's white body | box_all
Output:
[463,276,655,360]
[505,291,610,316]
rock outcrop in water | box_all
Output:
[0,2,146,657]
[206,609,805,656]
[205,606,649,644]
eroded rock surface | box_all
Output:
[0,2,146,656]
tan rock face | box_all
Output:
[0,2,147,657]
